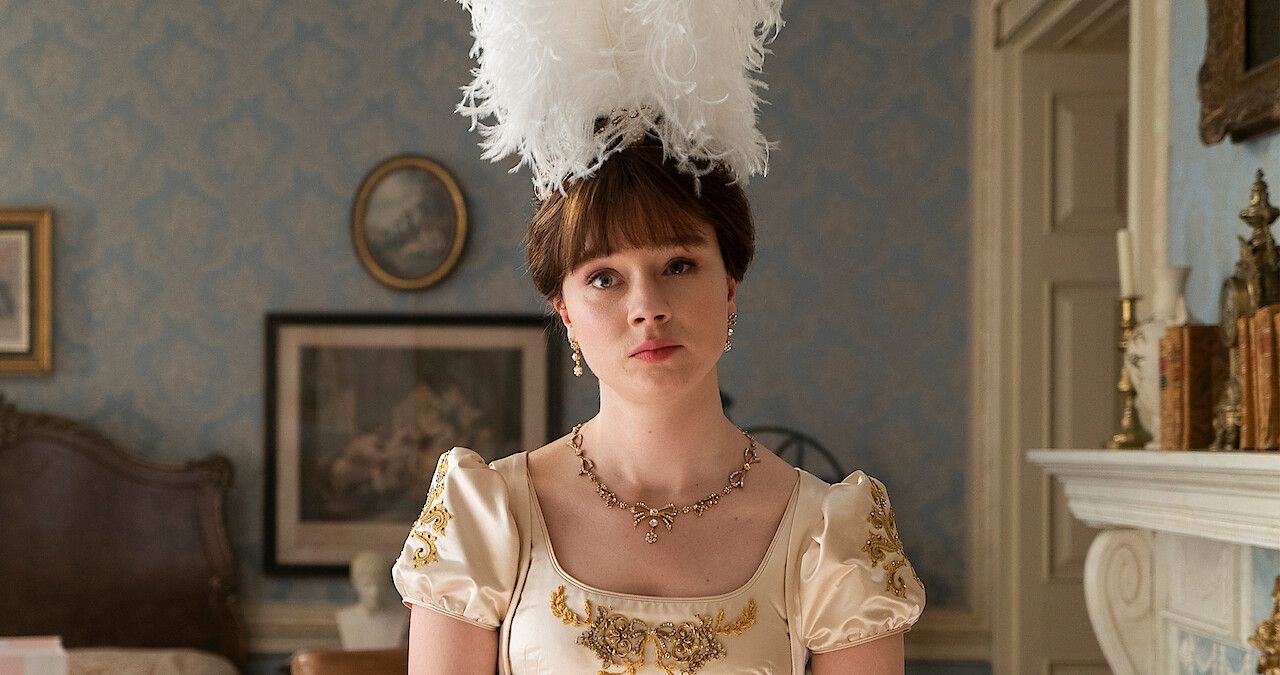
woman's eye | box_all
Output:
[587,271,616,289]
[587,259,693,289]
[669,259,694,274]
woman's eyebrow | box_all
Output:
[582,245,696,264]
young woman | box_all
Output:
[392,142,925,674]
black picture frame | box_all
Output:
[264,313,561,574]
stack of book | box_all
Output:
[1236,304,1280,450]
[1158,323,1227,450]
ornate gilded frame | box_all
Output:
[0,208,52,375]
[1200,0,1280,143]
[351,154,468,290]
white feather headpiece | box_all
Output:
[455,0,785,199]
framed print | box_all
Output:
[1201,0,1280,143]
[264,313,560,573]
[351,154,467,290]
[0,208,52,375]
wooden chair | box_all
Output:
[290,648,409,675]
[742,424,847,483]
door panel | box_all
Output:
[1013,50,1128,674]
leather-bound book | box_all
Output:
[1179,324,1226,449]
[1159,329,1183,450]
[1238,316,1256,450]
[1255,306,1280,449]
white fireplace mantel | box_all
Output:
[1028,449,1280,675]
[1028,450,1280,548]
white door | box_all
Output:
[1002,48,1128,674]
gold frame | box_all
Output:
[350,154,467,290]
[0,208,52,375]
[1200,0,1280,143]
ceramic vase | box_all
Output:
[1125,266,1189,449]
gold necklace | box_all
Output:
[568,422,760,544]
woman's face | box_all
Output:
[554,227,737,399]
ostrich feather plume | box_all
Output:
[455,0,785,199]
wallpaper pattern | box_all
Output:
[0,0,972,613]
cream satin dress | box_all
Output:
[392,448,925,674]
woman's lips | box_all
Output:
[631,345,682,362]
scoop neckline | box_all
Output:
[523,454,802,603]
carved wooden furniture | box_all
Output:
[0,395,245,668]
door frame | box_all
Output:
[972,0,1170,672]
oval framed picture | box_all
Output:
[351,154,467,290]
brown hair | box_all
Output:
[524,143,756,304]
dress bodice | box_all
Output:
[392,448,925,674]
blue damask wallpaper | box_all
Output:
[0,0,971,620]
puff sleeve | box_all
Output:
[391,447,520,630]
[795,471,926,653]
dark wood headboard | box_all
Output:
[0,395,245,667]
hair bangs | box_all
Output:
[524,143,754,304]
[559,161,711,274]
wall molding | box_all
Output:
[906,607,992,661]
[1128,0,1172,296]
[964,0,1007,669]
[241,603,342,655]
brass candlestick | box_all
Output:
[1109,296,1153,449]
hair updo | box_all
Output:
[523,142,756,306]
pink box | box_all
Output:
[0,637,67,675]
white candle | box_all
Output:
[1116,228,1134,298]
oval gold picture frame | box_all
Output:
[351,154,467,290]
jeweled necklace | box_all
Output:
[568,422,760,544]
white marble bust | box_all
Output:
[335,550,409,650]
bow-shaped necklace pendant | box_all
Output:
[631,503,678,543]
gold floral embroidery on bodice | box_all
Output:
[409,454,453,567]
[549,585,757,675]
[861,478,923,598]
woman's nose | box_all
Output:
[628,278,671,325]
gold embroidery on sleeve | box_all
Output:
[409,453,454,568]
[549,585,757,675]
[862,479,924,598]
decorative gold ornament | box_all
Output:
[549,585,757,675]
[1213,170,1280,450]
[862,479,923,599]
[1250,576,1280,675]
[1108,296,1154,449]
[1199,3,1280,143]
[571,337,584,377]
[723,313,737,353]
[1238,170,1280,311]
[409,453,454,567]
[568,422,759,544]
